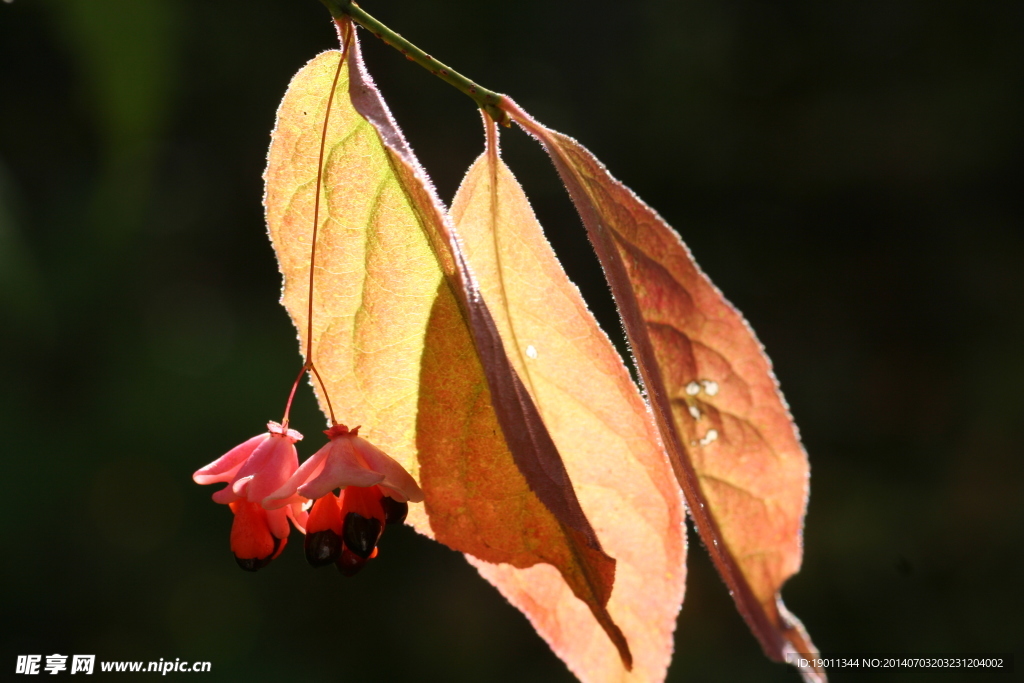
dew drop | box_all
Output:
[698,429,719,446]
[688,405,701,420]
[701,380,719,396]
[685,381,701,396]
[526,345,538,359]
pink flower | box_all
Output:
[193,422,308,571]
[264,424,423,575]
[265,424,424,508]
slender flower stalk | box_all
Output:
[279,21,354,429]
[194,27,356,571]
[194,16,423,577]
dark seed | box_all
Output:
[380,497,408,526]
[336,546,368,577]
[234,536,281,572]
[342,512,382,559]
[234,554,271,572]
[305,529,342,568]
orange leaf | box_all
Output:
[502,99,825,682]
[448,117,686,682]
[417,281,631,672]
[263,32,645,677]
[342,29,603,562]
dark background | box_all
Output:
[1,1,1021,681]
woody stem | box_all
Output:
[318,0,509,125]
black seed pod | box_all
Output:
[380,496,408,526]
[336,546,368,577]
[305,529,343,568]
[342,512,383,559]
[234,538,280,572]
[234,555,271,572]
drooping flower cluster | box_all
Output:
[189,29,426,576]
[193,422,422,574]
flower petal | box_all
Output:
[193,433,267,485]
[265,505,293,541]
[287,501,309,534]
[297,437,385,501]
[232,475,254,498]
[212,485,240,504]
[229,500,276,561]
[378,485,407,503]
[245,436,300,502]
[263,441,332,509]
[351,436,424,503]
[234,435,284,481]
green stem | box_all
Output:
[319,0,510,126]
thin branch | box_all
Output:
[319,0,509,125]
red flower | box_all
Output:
[301,484,411,575]
[266,424,422,574]
[268,424,423,505]
[193,422,308,571]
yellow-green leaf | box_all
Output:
[264,35,635,676]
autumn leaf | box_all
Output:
[500,99,824,681]
[339,29,605,566]
[262,30,684,678]
[266,1,821,677]
[448,116,686,682]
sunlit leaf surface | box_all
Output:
[450,119,686,682]
[502,98,823,681]
[264,40,652,677]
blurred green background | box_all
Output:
[1,1,1021,681]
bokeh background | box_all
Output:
[1,1,1021,681]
